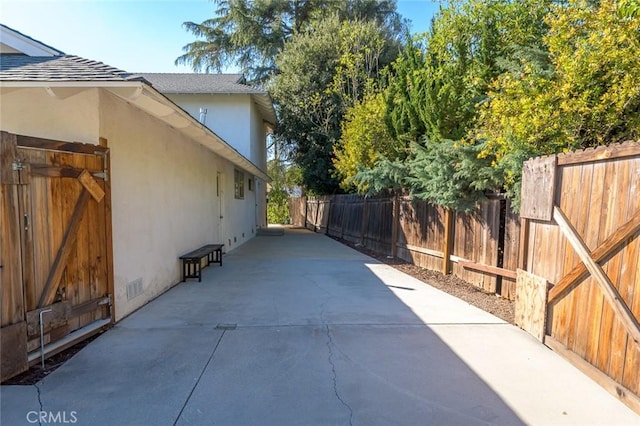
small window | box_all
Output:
[248,178,253,191]
[234,169,245,199]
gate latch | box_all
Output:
[12,160,24,171]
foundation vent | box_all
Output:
[127,278,143,301]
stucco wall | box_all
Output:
[0,86,263,321]
[164,92,269,228]
[100,90,226,319]
[165,93,253,160]
[0,87,100,143]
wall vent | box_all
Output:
[127,278,143,301]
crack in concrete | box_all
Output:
[34,382,44,426]
[325,325,353,426]
[172,329,226,426]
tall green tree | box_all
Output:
[357,0,552,210]
[177,0,402,85]
[271,16,403,194]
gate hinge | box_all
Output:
[98,295,112,306]
[92,172,108,180]
[12,160,24,171]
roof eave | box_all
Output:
[0,80,271,182]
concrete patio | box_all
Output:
[1,227,638,425]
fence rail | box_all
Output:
[290,194,518,299]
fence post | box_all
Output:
[391,195,399,257]
[360,197,369,245]
[340,198,346,239]
[303,196,308,229]
[443,208,454,275]
[325,196,332,235]
[314,198,320,232]
[518,217,529,271]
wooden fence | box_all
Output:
[516,142,640,411]
[290,194,519,299]
[289,142,640,412]
[1,132,113,381]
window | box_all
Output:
[234,169,244,199]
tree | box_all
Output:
[357,0,552,210]
[177,0,403,85]
[271,16,402,194]
[477,0,640,206]
[333,91,402,191]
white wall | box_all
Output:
[0,87,100,143]
[100,90,225,319]
[0,86,263,321]
[166,93,252,160]
[165,92,269,229]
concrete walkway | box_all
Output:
[1,228,638,425]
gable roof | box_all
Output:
[138,73,248,93]
[0,23,64,56]
[139,73,277,128]
[0,54,144,82]
[0,56,269,182]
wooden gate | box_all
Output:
[1,131,114,381]
[518,142,640,410]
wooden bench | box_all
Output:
[179,244,224,282]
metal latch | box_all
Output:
[92,172,108,180]
[12,160,24,171]
[98,295,112,306]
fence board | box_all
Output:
[521,142,640,409]
[515,270,548,341]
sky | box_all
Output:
[0,0,440,74]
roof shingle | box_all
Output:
[138,73,266,94]
[0,54,144,82]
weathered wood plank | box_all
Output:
[78,169,105,203]
[38,188,91,308]
[30,164,86,178]
[0,184,24,327]
[582,160,607,367]
[100,139,115,321]
[520,155,557,221]
[546,335,640,415]
[16,134,108,154]
[553,206,640,348]
[548,209,640,304]
[515,269,549,342]
[556,141,640,166]
[443,209,454,275]
[1,131,20,184]
[26,302,71,336]
[459,260,516,279]
[0,322,28,381]
[608,159,635,385]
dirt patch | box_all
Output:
[333,237,515,324]
[2,331,104,386]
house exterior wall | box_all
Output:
[163,92,269,229]
[165,93,253,160]
[0,87,262,321]
[100,90,260,320]
[0,87,100,142]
